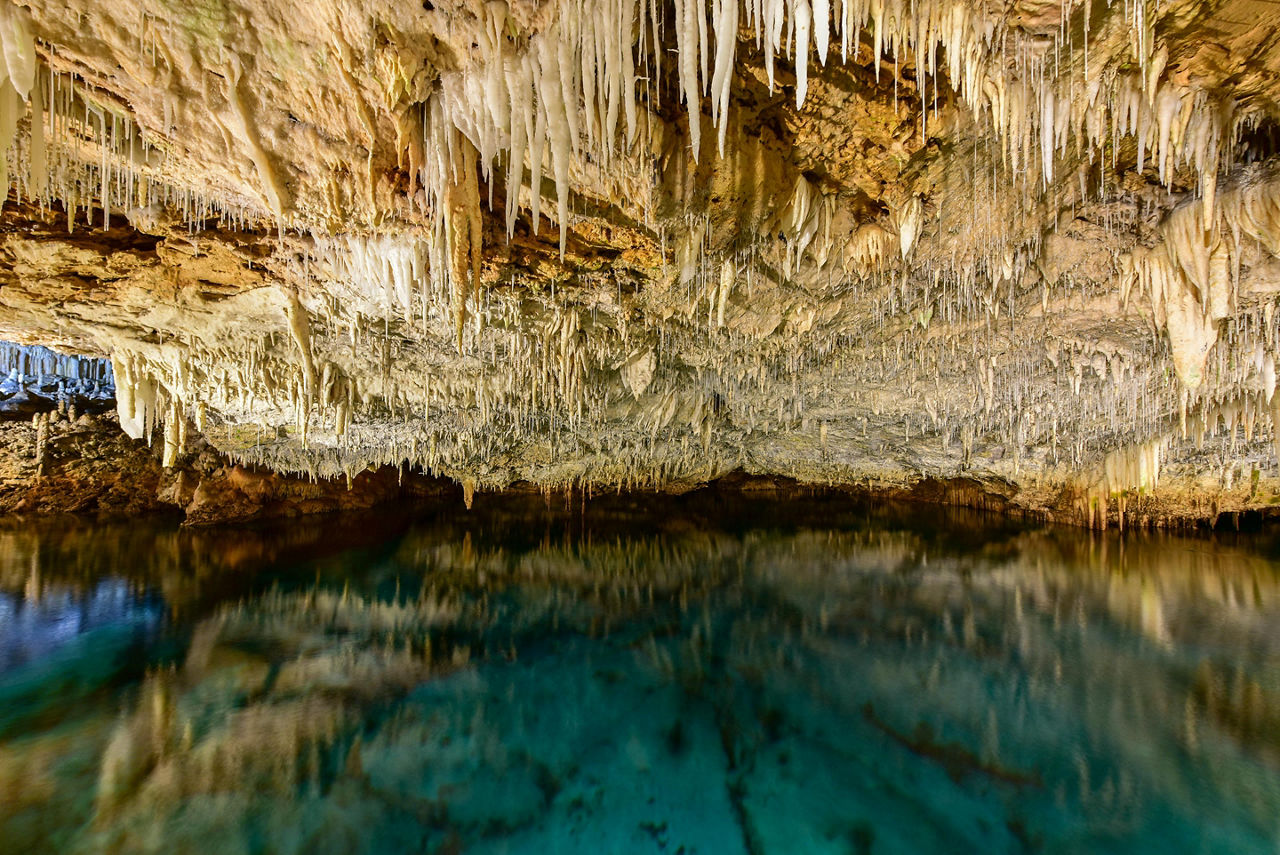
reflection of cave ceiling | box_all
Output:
[3,0,1280,514]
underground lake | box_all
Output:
[0,493,1276,855]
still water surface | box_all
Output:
[0,495,1278,854]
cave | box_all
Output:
[0,0,1278,851]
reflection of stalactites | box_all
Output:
[87,584,462,830]
[1139,578,1169,646]
[1191,662,1280,766]
[95,672,176,821]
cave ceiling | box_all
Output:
[3,0,1280,509]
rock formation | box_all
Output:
[3,0,1280,524]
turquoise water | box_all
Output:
[1,496,1278,854]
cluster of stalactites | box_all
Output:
[419,0,1238,221]
[1101,436,1166,495]
[13,0,1280,496]
[1079,388,1280,525]
[312,234,431,323]
[309,231,488,361]
[669,172,864,297]
[0,5,268,238]
[3,0,1262,262]
[1122,165,1280,390]
[4,0,1261,310]
[390,0,1267,370]
[1072,435,1166,529]
[110,351,178,464]
[108,315,317,470]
